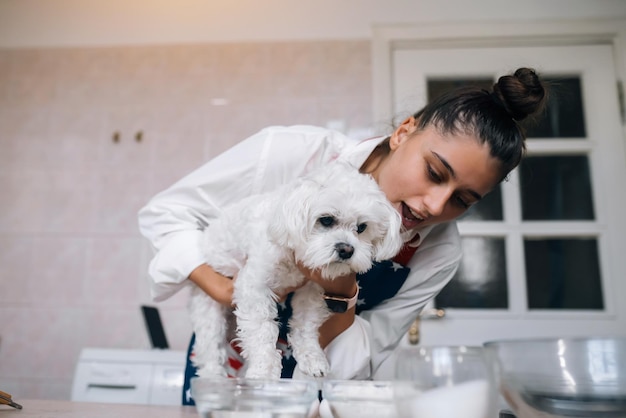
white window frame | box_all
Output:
[372,20,626,344]
[372,19,626,136]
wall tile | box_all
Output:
[0,108,50,140]
[27,237,89,305]
[268,41,324,75]
[99,105,156,170]
[268,70,324,98]
[0,169,47,233]
[90,168,153,234]
[0,39,373,401]
[0,377,71,402]
[85,237,144,305]
[149,109,207,172]
[46,106,107,156]
[0,51,10,107]
[38,169,98,233]
[0,307,87,379]
[51,48,122,109]
[317,96,375,134]
[83,308,149,349]
[0,236,34,304]
[159,44,218,78]
[214,43,271,76]
[320,41,371,75]
[5,50,59,109]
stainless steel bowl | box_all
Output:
[484,337,626,417]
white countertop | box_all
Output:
[0,399,197,417]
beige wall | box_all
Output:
[1,0,625,47]
[0,40,373,399]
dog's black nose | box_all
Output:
[335,243,354,260]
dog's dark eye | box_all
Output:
[319,216,336,227]
[357,223,367,234]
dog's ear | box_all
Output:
[267,178,317,249]
[372,207,404,262]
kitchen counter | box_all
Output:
[0,399,197,417]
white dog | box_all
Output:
[188,161,403,379]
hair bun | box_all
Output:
[492,67,547,121]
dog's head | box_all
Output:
[268,161,404,279]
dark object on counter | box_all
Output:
[141,305,169,349]
[0,390,22,409]
[500,410,516,418]
[523,392,626,417]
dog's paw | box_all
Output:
[244,352,283,380]
[244,364,282,380]
[296,351,330,378]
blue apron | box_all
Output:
[182,259,412,405]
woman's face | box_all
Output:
[371,117,502,230]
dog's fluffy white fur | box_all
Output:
[188,161,403,379]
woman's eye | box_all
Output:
[427,165,442,183]
[319,216,336,227]
[454,195,470,209]
[357,223,367,234]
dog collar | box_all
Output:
[323,288,358,313]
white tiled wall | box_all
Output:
[0,40,374,400]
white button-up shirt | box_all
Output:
[138,125,461,379]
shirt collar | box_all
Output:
[339,135,387,168]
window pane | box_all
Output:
[429,76,586,139]
[519,155,595,220]
[523,77,586,138]
[436,237,508,309]
[525,238,603,310]
[428,78,493,101]
[459,184,503,221]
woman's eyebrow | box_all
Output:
[432,151,483,201]
[432,151,455,178]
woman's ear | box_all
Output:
[389,116,417,150]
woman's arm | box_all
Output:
[298,263,359,348]
[188,264,234,306]
[138,131,270,301]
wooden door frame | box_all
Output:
[371,19,626,136]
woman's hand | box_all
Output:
[297,261,358,299]
[188,263,309,305]
[188,264,235,306]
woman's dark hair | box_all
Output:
[413,67,547,181]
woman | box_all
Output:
[138,67,547,404]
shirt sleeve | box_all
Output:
[319,222,462,379]
[138,129,269,301]
[138,125,354,301]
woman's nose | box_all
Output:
[423,187,451,217]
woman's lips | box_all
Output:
[401,202,424,229]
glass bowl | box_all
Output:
[393,345,496,418]
[190,377,319,418]
[321,380,397,418]
[484,336,626,418]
